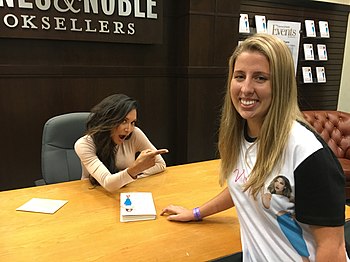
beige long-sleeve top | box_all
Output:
[74,127,166,192]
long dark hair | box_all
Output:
[86,94,138,186]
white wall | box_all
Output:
[314,0,350,112]
[338,14,350,113]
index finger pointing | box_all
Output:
[154,149,169,155]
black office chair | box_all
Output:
[35,112,90,185]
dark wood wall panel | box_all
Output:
[172,0,241,165]
[186,75,226,162]
[240,0,349,111]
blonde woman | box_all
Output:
[161,34,348,261]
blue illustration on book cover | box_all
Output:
[124,194,133,212]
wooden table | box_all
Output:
[0,160,242,262]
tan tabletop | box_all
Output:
[0,159,242,262]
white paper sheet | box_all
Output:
[16,198,68,214]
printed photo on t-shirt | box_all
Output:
[262,175,310,261]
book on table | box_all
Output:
[120,192,156,222]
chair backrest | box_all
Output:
[41,112,90,184]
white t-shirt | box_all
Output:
[227,121,347,261]
[75,127,166,192]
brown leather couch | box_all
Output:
[302,110,350,200]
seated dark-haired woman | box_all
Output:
[75,94,168,192]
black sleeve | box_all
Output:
[294,145,346,226]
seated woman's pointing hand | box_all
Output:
[127,149,168,178]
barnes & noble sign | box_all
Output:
[0,0,163,43]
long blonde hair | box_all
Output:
[218,34,306,198]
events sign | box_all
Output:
[267,20,301,75]
[0,0,163,44]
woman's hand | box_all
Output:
[161,188,234,222]
[262,192,272,209]
[160,205,195,222]
[127,149,168,178]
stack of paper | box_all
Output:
[16,198,68,214]
[120,192,156,222]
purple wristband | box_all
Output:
[193,207,202,221]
